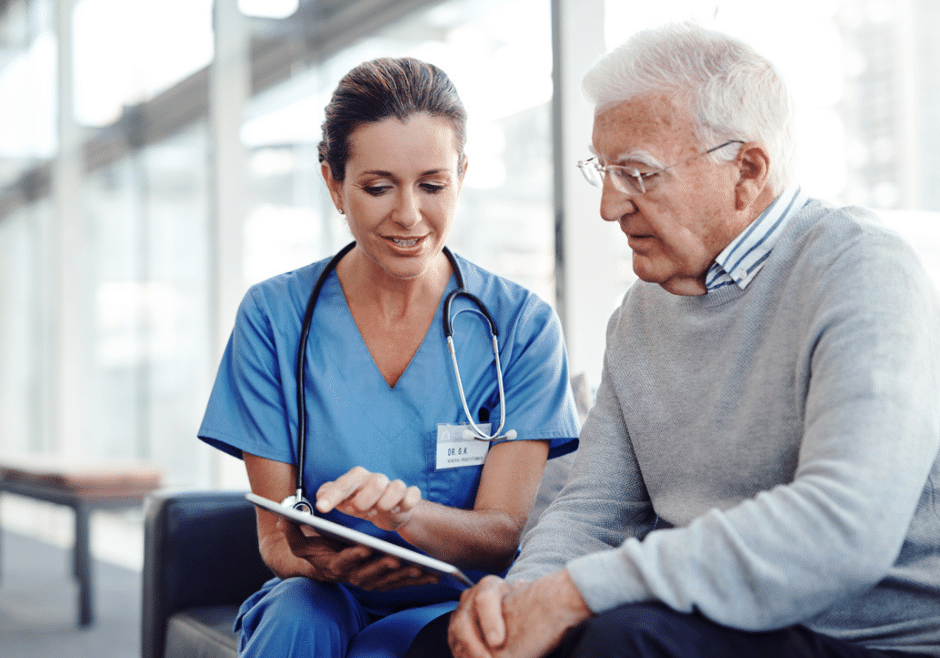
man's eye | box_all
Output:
[611,168,638,182]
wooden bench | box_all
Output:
[0,457,161,627]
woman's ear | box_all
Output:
[321,161,345,214]
[734,142,771,211]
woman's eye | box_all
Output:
[362,186,390,196]
[420,183,445,194]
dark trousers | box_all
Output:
[406,603,930,658]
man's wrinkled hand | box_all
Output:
[449,571,593,658]
[449,575,511,658]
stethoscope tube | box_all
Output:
[291,242,355,512]
[442,290,513,442]
[288,242,512,512]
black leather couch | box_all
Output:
[142,490,273,658]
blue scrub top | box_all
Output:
[198,250,579,610]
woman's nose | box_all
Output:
[394,188,421,227]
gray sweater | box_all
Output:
[511,200,940,655]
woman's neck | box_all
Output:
[335,246,453,388]
[336,247,452,320]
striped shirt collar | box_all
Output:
[705,184,808,292]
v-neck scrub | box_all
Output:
[197,250,580,656]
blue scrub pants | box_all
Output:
[237,577,458,658]
[405,603,932,658]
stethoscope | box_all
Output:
[283,242,515,513]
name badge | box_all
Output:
[435,423,490,470]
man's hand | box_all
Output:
[450,576,512,657]
[449,571,593,658]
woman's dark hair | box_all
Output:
[318,57,468,181]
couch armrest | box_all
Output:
[141,490,272,658]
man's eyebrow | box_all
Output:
[587,146,666,170]
[614,150,665,170]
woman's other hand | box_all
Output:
[315,465,422,532]
[278,517,438,590]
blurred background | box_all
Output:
[1,0,938,652]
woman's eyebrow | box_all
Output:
[358,168,452,177]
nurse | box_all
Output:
[197,57,580,658]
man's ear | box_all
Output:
[321,161,344,213]
[734,142,771,211]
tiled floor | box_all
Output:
[0,512,142,657]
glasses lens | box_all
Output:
[578,160,603,188]
[609,168,640,194]
[577,160,645,194]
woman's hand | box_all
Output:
[244,453,434,589]
[315,466,422,532]
[278,517,438,591]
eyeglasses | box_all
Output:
[577,140,744,195]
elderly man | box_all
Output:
[406,21,940,658]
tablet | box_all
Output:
[246,492,475,588]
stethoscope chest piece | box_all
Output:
[281,493,313,514]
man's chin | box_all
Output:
[631,256,664,284]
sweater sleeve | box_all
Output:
[559,229,940,631]
[508,310,657,584]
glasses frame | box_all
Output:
[577,140,745,195]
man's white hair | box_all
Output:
[582,22,796,194]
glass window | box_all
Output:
[72,0,213,127]
[0,0,55,187]
[241,0,556,302]
[239,0,298,19]
[0,203,48,455]
[85,124,211,483]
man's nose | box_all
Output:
[599,183,638,222]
